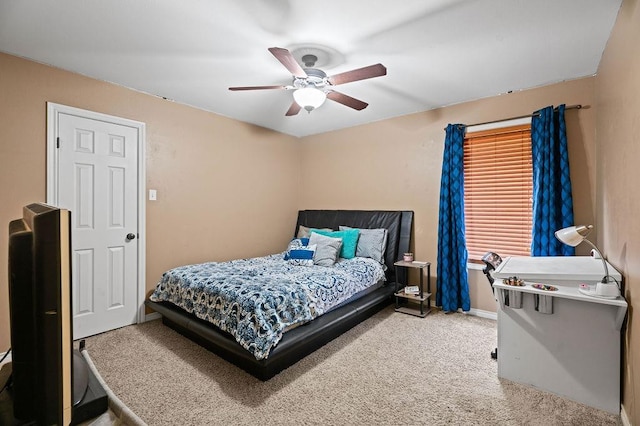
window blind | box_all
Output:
[463,124,533,260]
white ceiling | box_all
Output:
[0,0,622,137]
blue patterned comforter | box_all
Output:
[149,254,386,360]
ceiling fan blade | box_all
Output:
[327,91,369,111]
[268,47,308,79]
[327,63,387,86]
[229,85,287,91]
[285,101,301,116]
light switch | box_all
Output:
[149,189,157,201]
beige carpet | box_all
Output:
[84,306,620,425]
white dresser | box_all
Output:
[492,256,627,414]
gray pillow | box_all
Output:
[339,226,388,264]
[308,232,342,266]
[297,225,332,238]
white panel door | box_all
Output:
[56,112,140,339]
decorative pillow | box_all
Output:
[310,228,360,259]
[297,225,331,238]
[339,226,388,264]
[308,232,342,266]
[287,244,317,266]
[283,237,310,260]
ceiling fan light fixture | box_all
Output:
[293,87,326,112]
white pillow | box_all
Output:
[339,226,388,264]
[308,232,342,266]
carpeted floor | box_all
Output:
[84,306,621,425]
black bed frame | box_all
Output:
[145,210,413,380]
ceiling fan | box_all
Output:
[229,47,387,116]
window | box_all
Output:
[463,124,533,261]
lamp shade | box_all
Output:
[555,224,614,289]
[554,225,593,247]
[293,87,326,112]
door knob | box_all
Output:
[126,233,136,241]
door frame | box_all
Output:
[46,102,147,326]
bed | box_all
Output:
[145,210,413,380]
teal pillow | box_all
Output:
[310,228,360,259]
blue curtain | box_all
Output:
[436,124,470,312]
[531,104,575,256]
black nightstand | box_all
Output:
[394,260,432,317]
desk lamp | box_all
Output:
[554,225,619,297]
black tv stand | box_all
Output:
[0,352,108,425]
[70,351,108,425]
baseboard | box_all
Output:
[430,304,497,321]
[0,351,11,366]
[145,312,161,322]
[82,350,146,425]
[466,308,497,321]
[621,404,631,426]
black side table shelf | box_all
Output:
[394,260,432,317]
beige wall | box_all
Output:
[595,0,640,422]
[300,77,597,313]
[0,52,300,348]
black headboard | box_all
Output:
[295,210,413,282]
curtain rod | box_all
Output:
[445,104,583,130]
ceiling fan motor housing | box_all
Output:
[301,54,318,67]
[294,68,328,90]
